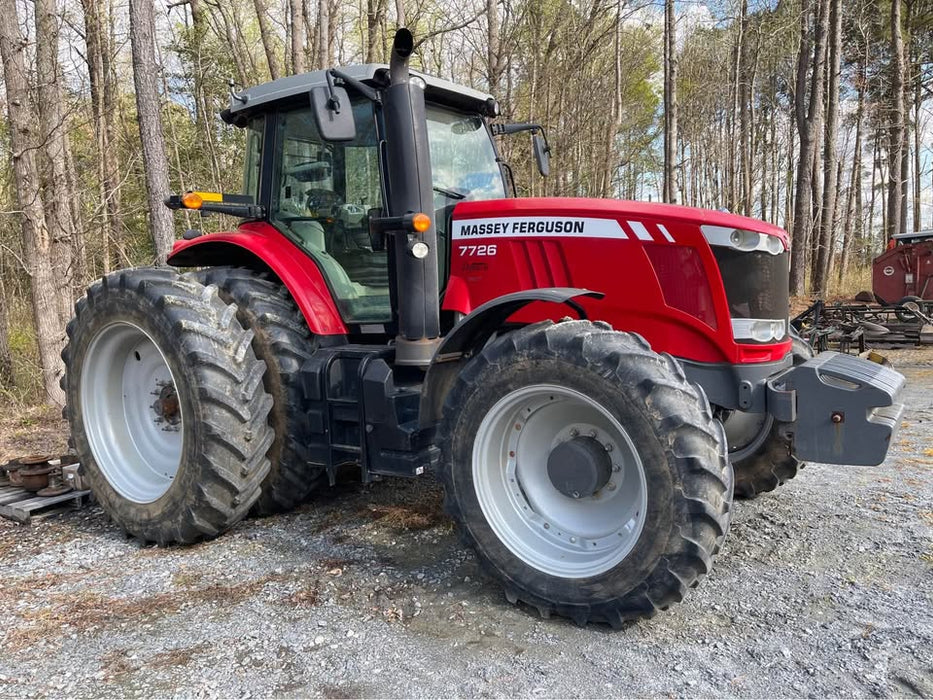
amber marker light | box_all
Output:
[181,192,204,209]
[412,213,431,232]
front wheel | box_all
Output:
[438,320,733,628]
[62,268,274,543]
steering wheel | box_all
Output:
[304,188,342,214]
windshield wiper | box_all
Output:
[433,185,466,200]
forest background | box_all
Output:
[0,0,930,405]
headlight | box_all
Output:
[731,318,786,343]
[702,225,785,255]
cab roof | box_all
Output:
[225,64,495,123]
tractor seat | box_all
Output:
[288,219,359,297]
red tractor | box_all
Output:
[62,31,905,627]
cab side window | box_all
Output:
[271,101,391,324]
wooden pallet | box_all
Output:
[0,485,92,524]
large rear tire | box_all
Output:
[730,335,814,499]
[62,268,274,544]
[191,267,324,514]
[438,320,733,628]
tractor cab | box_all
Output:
[223,65,506,326]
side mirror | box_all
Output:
[310,85,356,141]
[532,133,550,177]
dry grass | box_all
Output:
[2,574,285,652]
[359,499,446,531]
[0,403,68,464]
[147,642,211,670]
[282,580,322,608]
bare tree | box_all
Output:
[0,277,12,387]
[366,0,388,63]
[662,0,678,203]
[814,0,841,294]
[790,0,829,295]
[131,0,176,264]
[34,0,77,326]
[253,0,282,79]
[886,0,906,241]
[0,0,66,404]
[289,0,304,73]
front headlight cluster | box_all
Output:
[731,318,787,343]
[702,225,785,255]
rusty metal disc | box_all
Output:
[19,454,52,466]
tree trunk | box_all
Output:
[913,61,921,232]
[0,274,13,387]
[663,0,678,203]
[289,0,304,74]
[253,0,281,80]
[814,0,841,295]
[130,0,175,264]
[839,62,865,285]
[790,0,829,295]
[366,0,387,63]
[35,0,77,327]
[0,0,66,405]
[487,0,504,94]
[886,0,906,242]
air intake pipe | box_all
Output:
[382,28,441,366]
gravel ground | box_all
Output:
[0,351,931,699]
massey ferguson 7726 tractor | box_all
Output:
[62,30,905,627]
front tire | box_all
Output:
[62,268,274,543]
[438,320,732,628]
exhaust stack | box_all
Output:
[383,28,441,366]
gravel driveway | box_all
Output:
[0,352,931,698]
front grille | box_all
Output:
[713,248,789,339]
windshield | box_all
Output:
[426,105,505,202]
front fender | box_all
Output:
[419,287,603,426]
[167,222,348,336]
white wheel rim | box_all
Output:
[472,384,648,579]
[81,322,184,503]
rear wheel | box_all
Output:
[439,320,732,627]
[730,335,814,499]
[62,268,274,543]
[191,267,324,514]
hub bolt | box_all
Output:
[572,491,581,499]
[570,428,579,437]
[607,483,616,491]
[605,443,613,452]
[612,464,621,473]
[589,429,598,438]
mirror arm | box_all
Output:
[329,69,382,105]
[324,70,342,113]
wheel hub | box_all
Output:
[151,383,181,426]
[547,436,612,499]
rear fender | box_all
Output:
[419,287,603,426]
[167,223,348,336]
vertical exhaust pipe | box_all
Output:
[383,28,441,366]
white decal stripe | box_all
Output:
[657,223,675,242]
[452,217,630,240]
[627,221,654,241]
